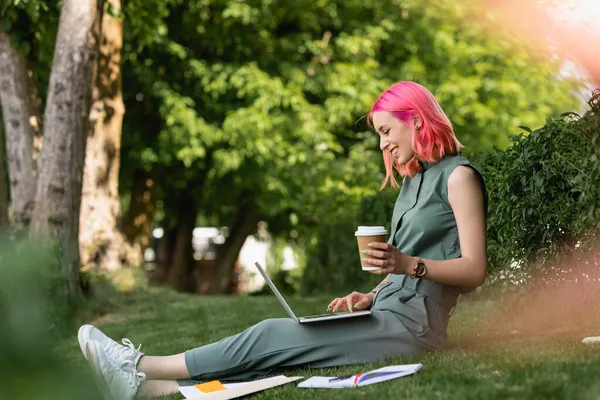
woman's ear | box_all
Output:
[413,114,422,130]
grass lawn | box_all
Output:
[59,286,600,400]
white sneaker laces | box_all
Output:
[105,338,142,361]
[119,359,146,387]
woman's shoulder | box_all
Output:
[440,152,473,167]
[448,164,479,186]
[444,155,489,215]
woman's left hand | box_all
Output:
[361,242,416,275]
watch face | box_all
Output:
[415,261,426,277]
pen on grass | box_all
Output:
[329,374,364,386]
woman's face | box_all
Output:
[372,111,415,165]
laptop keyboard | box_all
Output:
[301,311,353,319]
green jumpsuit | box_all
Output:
[181,153,487,382]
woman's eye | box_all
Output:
[383,130,390,136]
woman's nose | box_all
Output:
[380,136,388,151]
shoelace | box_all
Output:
[119,359,146,387]
[105,338,142,361]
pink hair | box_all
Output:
[367,81,463,189]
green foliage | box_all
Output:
[1,0,58,98]
[0,230,90,324]
[118,0,583,240]
[476,91,600,283]
[124,0,180,51]
[0,231,102,400]
[105,1,124,19]
[1,0,49,30]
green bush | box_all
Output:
[476,90,600,284]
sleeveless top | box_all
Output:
[386,153,488,309]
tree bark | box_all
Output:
[79,0,130,271]
[30,0,100,306]
[0,126,9,226]
[166,195,197,292]
[0,28,39,228]
[197,204,258,294]
[122,168,157,263]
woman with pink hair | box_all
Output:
[79,81,488,399]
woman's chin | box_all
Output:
[395,155,412,165]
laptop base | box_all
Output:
[298,310,371,323]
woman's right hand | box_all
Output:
[327,291,374,313]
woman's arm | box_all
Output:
[366,275,391,301]
[410,166,487,287]
[363,166,487,289]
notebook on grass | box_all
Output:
[297,364,423,388]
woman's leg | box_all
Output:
[181,315,423,382]
[137,353,190,380]
[179,282,449,383]
[129,312,419,387]
[137,380,180,398]
[113,313,418,398]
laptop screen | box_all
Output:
[254,262,298,321]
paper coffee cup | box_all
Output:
[355,226,388,271]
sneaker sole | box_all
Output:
[78,325,92,360]
[86,341,115,400]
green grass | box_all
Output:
[60,287,600,400]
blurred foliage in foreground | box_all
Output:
[0,232,101,400]
[301,91,600,295]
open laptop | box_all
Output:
[254,262,371,324]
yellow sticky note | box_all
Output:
[194,380,227,393]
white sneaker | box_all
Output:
[86,340,146,400]
[582,336,600,345]
[78,324,143,365]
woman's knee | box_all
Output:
[253,318,294,334]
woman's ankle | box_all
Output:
[137,354,191,380]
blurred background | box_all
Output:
[0,0,599,398]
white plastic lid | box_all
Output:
[355,226,388,236]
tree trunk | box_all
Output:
[122,168,157,263]
[166,196,197,292]
[151,226,176,284]
[30,0,100,306]
[0,126,9,226]
[0,28,39,228]
[79,0,129,271]
[197,205,258,294]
